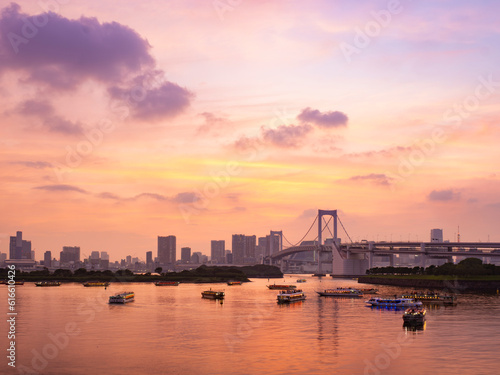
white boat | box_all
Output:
[316,288,363,297]
[277,289,306,303]
[366,297,422,308]
[109,292,135,304]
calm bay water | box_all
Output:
[1,276,500,375]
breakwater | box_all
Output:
[358,276,500,292]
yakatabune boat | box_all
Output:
[83,281,110,287]
[227,281,242,285]
[402,307,427,324]
[277,289,306,303]
[267,284,296,290]
[109,292,135,304]
[316,288,363,297]
[35,281,61,287]
[400,292,457,305]
[154,281,180,286]
[366,297,422,308]
[201,289,225,299]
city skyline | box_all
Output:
[1,1,500,262]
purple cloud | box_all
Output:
[297,107,348,128]
[345,173,393,186]
[197,112,228,134]
[0,4,193,122]
[10,160,52,169]
[261,124,313,148]
[34,184,87,193]
[428,189,460,201]
[0,3,154,88]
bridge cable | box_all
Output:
[282,214,319,247]
[338,215,353,243]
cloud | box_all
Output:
[261,124,313,148]
[34,184,87,193]
[12,99,83,135]
[197,112,229,134]
[171,192,200,204]
[0,4,193,122]
[298,208,317,219]
[297,107,348,128]
[428,189,460,201]
[10,160,52,169]
[96,191,199,203]
[0,3,154,88]
[344,173,394,186]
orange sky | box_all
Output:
[1,0,500,262]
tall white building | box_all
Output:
[430,228,443,242]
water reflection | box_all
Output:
[403,321,426,333]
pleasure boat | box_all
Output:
[267,284,296,290]
[109,292,135,304]
[366,297,422,308]
[154,281,180,286]
[402,307,427,324]
[316,288,363,297]
[201,289,225,299]
[277,289,306,303]
[400,292,457,305]
[35,281,61,287]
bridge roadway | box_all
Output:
[269,241,500,261]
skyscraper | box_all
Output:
[44,251,52,268]
[60,246,80,264]
[181,247,191,263]
[245,235,256,262]
[158,235,176,265]
[211,240,225,264]
[146,251,153,269]
[430,229,443,242]
[9,231,31,259]
[232,234,245,264]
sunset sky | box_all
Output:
[1,0,500,262]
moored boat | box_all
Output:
[35,281,61,287]
[277,289,306,303]
[400,292,457,305]
[296,279,306,283]
[109,292,135,304]
[83,281,110,287]
[227,281,242,285]
[403,307,427,324]
[154,281,180,286]
[201,289,225,299]
[317,288,363,297]
[0,280,24,285]
[366,297,422,308]
[267,284,296,290]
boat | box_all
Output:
[201,289,225,299]
[267,284,296,290]
[0,280,24,285]
[109,292,135,304]
[154,281,180,286]
[83,281,110,287]
[316,288,364,297]
[277,289,306,303]
[296,279,307,283]
[403,307,427,324]
[227,281,242,285]
[313,273,326,277]
[35,281,61,287]
[366,297,423,308]
[400,292,457,305]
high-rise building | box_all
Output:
[181,247,191,263]
[9,231,31,259]
[211,240,225,264]
[232,234,246,264]
[44,251,52,268]
[158,235,176,265]
[146,251,153,269]
[245,235,256,263]
[100,252,109,260]
[60,246,80,264]
[431,229,443,242]
[126,255,132,265]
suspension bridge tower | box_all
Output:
[316,209,337,275]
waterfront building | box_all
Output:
[211,240,225,264]
[431,228,443,242]
[181,247,191,263]
[44,251,52,268]
[232,234,246,264]
[9,231,32,259]
[158,235,176,265]
[60,246,80,264]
